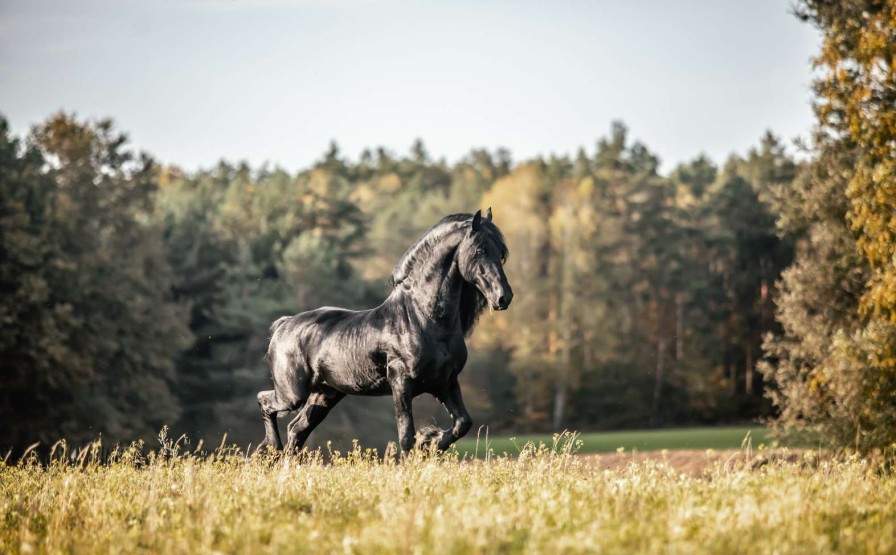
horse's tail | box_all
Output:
[265,316,293,363]
[269,315,292,336]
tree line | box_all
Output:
[1,0,893,453]
[0,114,794,451]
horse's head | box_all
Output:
[457,208,513,311]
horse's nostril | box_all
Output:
[497,295,508,308]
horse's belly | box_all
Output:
[312,334,466,396]
[325,373,392,396]
[315,353,391,396]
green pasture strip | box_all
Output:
[454,426,772,457]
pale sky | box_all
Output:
[0,0,820,173]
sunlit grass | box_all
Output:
[1,433,893,554]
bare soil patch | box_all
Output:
[582,448,817,475]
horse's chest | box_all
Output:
[406,335,466,383]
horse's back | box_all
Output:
[268,306,380,366]
[267,306,390,394]
[269,307,361,351]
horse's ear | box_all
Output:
[485,207,492,222]
[471,210,482,232]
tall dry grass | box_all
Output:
[1,432,894,554]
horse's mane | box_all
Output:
[457,280,487,337]
[391,213,508,336]
[390,214,469,287]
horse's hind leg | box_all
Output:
[285,387,345,453]
[257,384,310,452]
[258,334,311,452]
[257,390,287,451]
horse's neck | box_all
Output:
[394,243,464,329]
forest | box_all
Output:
[2,0,895,455]
[0,114,803,451]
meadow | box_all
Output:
[2,432,894,555]
[453,426,772,457]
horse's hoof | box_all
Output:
[415,425,444,453]
[254,443,281,457]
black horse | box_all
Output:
[257,209,513,454]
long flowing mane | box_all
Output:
[390,214,469,287]
[391,213,508,336]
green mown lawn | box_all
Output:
[454,426,774,457]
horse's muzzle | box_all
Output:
[495,290,513,310]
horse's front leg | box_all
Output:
[390,376,416,456]
[429,378,473,451]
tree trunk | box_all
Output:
[675,292,684,361]
[729,362,737,395]
[745,344,754,396]
[552,218,574,432]
[651,338,667,426]
[552,387,567,431]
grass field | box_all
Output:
[453,426,772,457]
[2,432,894,554]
